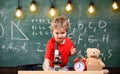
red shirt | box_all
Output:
[44,37,74,67]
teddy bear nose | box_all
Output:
[93,52,95,54]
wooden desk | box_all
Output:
[18,71,103,74]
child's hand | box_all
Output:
[70,47,76,56]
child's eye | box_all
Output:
[61,32,65,34]
[56,32,59,34]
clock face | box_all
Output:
[74,61,85,71]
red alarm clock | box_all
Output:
[74,57,86,71]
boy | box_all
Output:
[43,16,76,71]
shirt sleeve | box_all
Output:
[44,40,54,59]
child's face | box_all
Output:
[52,28,67,43]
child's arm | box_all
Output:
[43,59,50,71]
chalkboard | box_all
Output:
[0,0,120,67]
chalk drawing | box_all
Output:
[11,21,29,40]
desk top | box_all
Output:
[18,71,103,74]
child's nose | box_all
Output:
[58,34,62,37]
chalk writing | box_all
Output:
[36,42,44,52]
[0,23,4,38]
[88,35,98,43]
[31,18,50,24]
[98,21,107,32]
[108,50,112,59]
[0,9,7,38]
[0,42,45,53]
[103,34,109,43]
[68,20,110,45]
[31,18,50,36]
[67,19,112,61]
[77,34,83,44]
[0,9,7,23]
[1,42,28,53]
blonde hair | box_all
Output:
[50,16,69,32]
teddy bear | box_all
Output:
[85,48,109,74]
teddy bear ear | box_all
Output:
[86,48,91,53]
[98,49,101,54]
[95,48,101,54]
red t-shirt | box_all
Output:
[44,37,74,67]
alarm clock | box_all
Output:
[74,58,86,71]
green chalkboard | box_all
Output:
[0,0,120,67]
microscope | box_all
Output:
[53,42,62,71]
